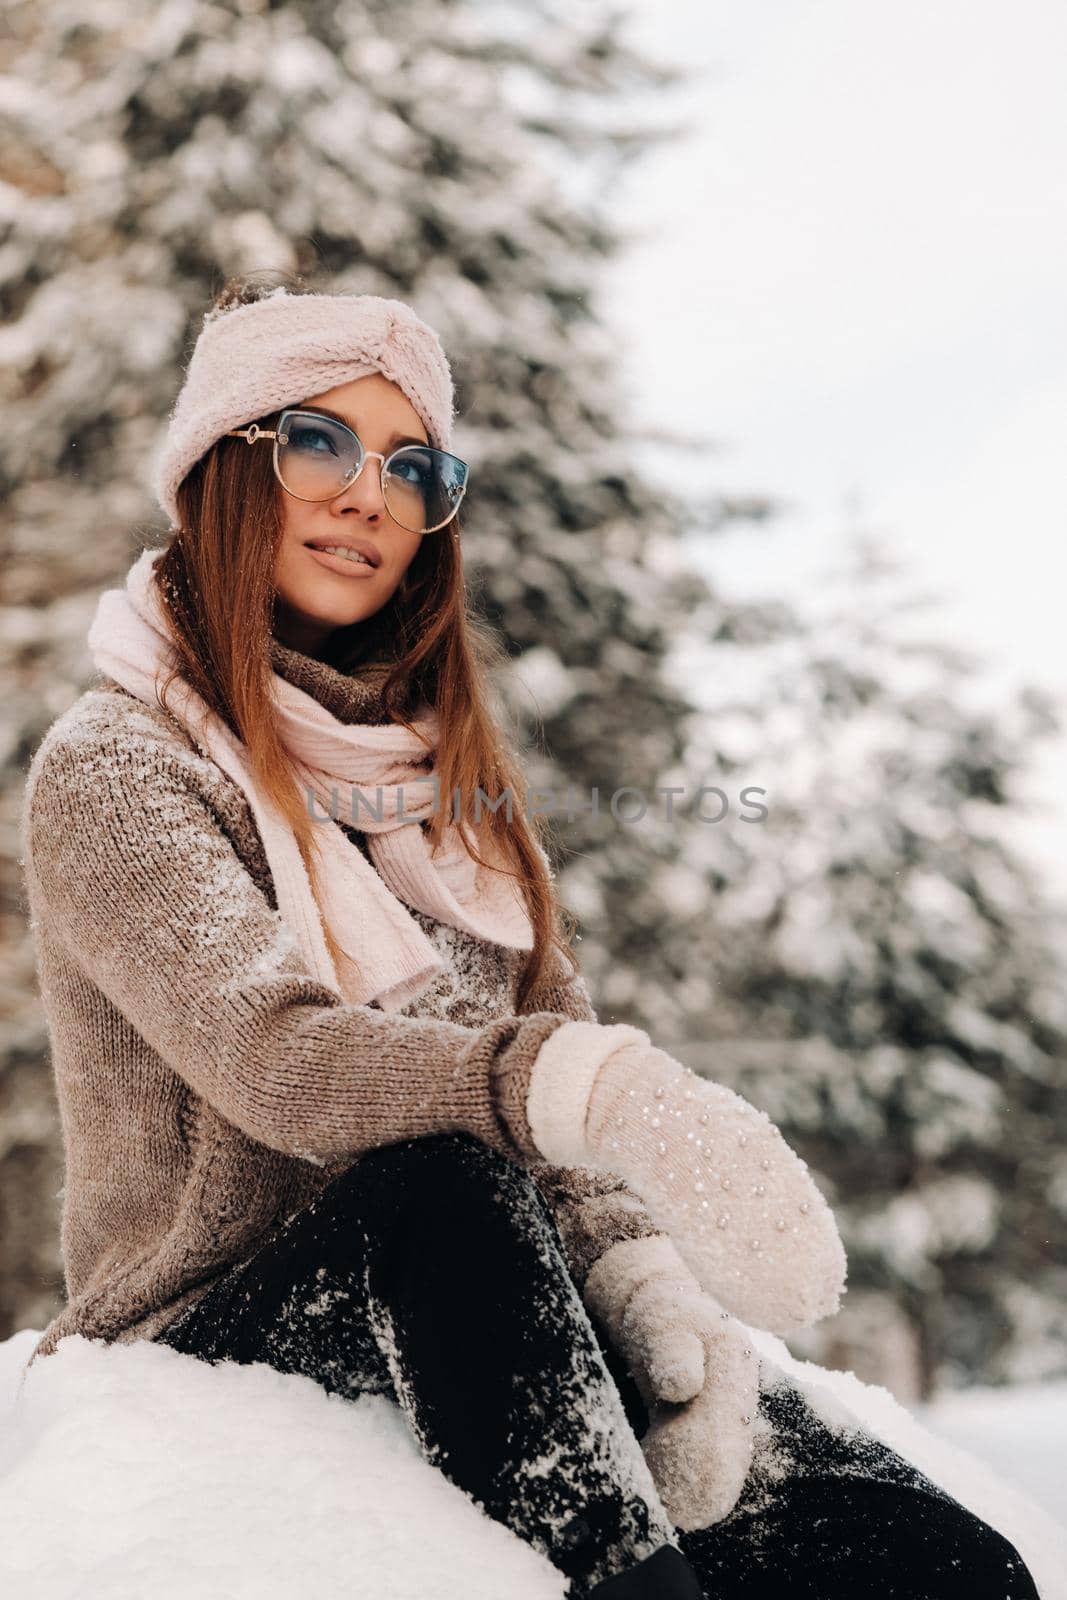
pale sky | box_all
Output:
[603,0,1067,897]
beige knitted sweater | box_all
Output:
[19,638,662,1369]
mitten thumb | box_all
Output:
[620,1278,708,1406]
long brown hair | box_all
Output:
[151,269,579,1012]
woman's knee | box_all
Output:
[313,1131,531,1235]
[375,1129,527,1195]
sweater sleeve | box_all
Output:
[20,715,567,1166]
[511,922,668,1287]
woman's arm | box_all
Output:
[20,710,569,1167]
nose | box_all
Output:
[335,452,387,520]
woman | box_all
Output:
[19,273,1039,1599]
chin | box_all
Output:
[280,588,389,631]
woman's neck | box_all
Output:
[268,636,397,727]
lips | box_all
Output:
[304,537,382,568]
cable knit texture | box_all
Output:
[151,290,458,527]
[18,642,665,1368]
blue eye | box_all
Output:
[289,424,339,456]
[389,452,433,487]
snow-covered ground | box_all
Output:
[2,1325,1064,1599]
[912,1382,1067,1530]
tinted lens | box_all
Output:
[276,414,358,500]
[383,446,467,533]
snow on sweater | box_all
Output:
[18,638,662,1368]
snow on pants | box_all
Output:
[153,1131,1040,1600]
[154,1129,678,1594]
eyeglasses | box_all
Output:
[226,408,469,534]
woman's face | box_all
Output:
[271,373,426,656]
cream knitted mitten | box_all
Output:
[584,1232,759,1531]
[525,1022,847,1336]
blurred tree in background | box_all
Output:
[653,536,1067,1394]
[1,0,1063,1401]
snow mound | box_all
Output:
[0,1330,567,1600]
[1,1324,1064,1599]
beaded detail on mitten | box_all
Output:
[525,1020,847,1335]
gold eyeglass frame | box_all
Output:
[226,408,468,534]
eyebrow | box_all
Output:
[299,405,429,450]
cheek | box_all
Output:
[273,524,297,576]
[396,537,423,577]
[279,498,312,544]
[274,503,318,568]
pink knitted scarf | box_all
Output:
[87,547,534,1011]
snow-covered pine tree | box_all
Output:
[658,534,1067,1396]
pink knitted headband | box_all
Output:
[150,288,457,528]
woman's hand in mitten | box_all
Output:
[584,1232,759,1531]
[524,1021,847,1335]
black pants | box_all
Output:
[154,1132,1040,1600]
